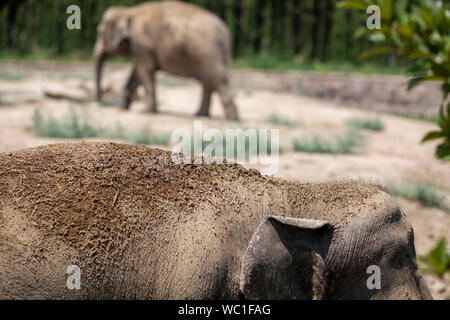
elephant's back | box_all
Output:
[0,142,261,298]
[137,0,228,32]
[158,1,227,26]
[155,1,231,59]
[0,142,194,234]
[0,142,257,248]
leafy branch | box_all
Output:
[417,237,450,277]
[338,0,450,161]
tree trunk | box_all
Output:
[233,0,243,57]
[292,0,303,55]
[321,0,335,61]
[253,0,264,54]
[311,0,323,61]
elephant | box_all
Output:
[0,142,432,300]
[93,1,239,120]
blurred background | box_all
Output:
[0,0,402,71]
[0,0,449,299]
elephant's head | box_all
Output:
[240,212,433,300]
[93,7,133,103]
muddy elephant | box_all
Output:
[93,1,239,120]
[0,142,432,299]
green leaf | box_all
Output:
[427,238,448,277]
[430,31,443,45]
[338,0,368,11]
[359,46,392,60]
[437,103,450,131]
[339,0,450,162]
[408,76,446,91]
[380,0,394,22]
[419,7,434,27]
[421,131,445,143]
[443,83,450,98]
[397,24,414,37]
[368,31,387,43]
[394,0,408,18]
[407,51,427,59]
[354,26,391,40]
[436,142,450,160]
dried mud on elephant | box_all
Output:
[0,142,431,299]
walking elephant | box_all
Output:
[94,1,239,120]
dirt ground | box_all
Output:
[0,61,449,299]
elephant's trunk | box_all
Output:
[94,49,106,103]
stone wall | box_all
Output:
[231,70,443,117]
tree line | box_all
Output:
[0,0,382,64]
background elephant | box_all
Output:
[94,1,239,120]
[0,142,432,299]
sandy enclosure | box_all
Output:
[0,62,448,299]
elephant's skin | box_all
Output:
[94,1,239,120]
[0,142,432,300]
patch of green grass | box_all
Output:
[103,122,170,146]
[0,98,14,106]
[1,48,406,75]
[124,125,171,146]
[0,69,30,80]
[46,73,93,82]
[292,129,364,154]
[0,48,92,62]
[0,48,131,65]
[31,108,99,138]
[345,116,384,131]
[389,180,449,211]
[233,54,406,75]
[30,109,170,146]
[264,113,300,127]
[394,113,440,124]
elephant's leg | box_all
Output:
[121,67,139,110]
[137,68,157,113]
[217,81,239,121]
[196,85,212,117]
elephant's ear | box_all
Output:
[110,16,133,53]
[240,216,334,300]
